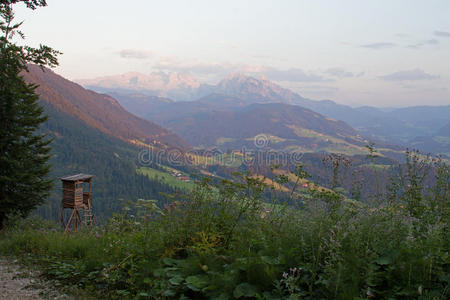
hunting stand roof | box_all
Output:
[60,173,94,182]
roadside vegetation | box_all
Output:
[0,151,448,299]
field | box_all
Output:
[136,167,195,191]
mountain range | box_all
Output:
[212,74,450,150]
[77,71,213,101]
[21,66,442,221]
[24,65,188,149]
[81,72,448,156]
[156,102,371,153]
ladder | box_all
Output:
[83,208,94,226]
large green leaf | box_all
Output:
[375,256,392,265]
[185,275,210,291]
[169,275,185,286]
[233,283,258,298]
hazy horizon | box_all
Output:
[15,0,450,107]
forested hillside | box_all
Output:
[36,101,181,222]
[23,65,188,149]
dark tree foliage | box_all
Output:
[0,0,60,228]
[35,101,183,222]
[0,1,46,10]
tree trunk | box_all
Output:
[0,213,5,230]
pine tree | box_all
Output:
[0,0,60,228]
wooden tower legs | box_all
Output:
[60,208,93,233]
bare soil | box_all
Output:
[0,258,71,300]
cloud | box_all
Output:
[251,54,272,59]
[380,69,439,81]
[324,68,355,78]
[406,38,439,49]
[217,39,239,49]
[425,38,439,45]
[154,57,329,83]
[154,58,267,81]
[361,42,396,49]
[119,49,155,59]
[155,57,233,74]
[287,84,339,97]
[260,67,329,82]
[434,30,450,37]
[300,85,339,92]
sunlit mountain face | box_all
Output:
[79,71,450,157]
[24,65,189,150]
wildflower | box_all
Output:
[283,272,288,279]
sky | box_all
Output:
[14,0,450,107]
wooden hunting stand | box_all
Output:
[60,174,95,232]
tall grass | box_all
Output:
[0,151,448,299]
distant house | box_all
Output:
[260,207,271,218]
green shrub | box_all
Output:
[0,153,448,299]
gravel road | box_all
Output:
[0,258,70,300]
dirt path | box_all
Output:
[0,258,70,299]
